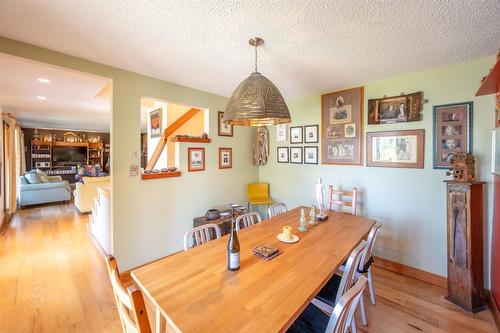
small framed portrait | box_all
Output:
[188,147,205,172]
[304,146,318,164]
[290,126,303,144]
[433,102,473,169]
[150,108,162,138]
[277,147,289,163]
[218,111,233,137]
[378,96,408,123]
[218,147,232,169]
[276,124,288,142]
[290,147,303,164]
[344,123,356,138]
[304,125,319,143]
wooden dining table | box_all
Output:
[131,206,376,333]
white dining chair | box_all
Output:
[287,275,368,333]
[335,223,382,327]
[312,241,365,313]
[268,202,288,218]
[358,223,382,305]
[183,223,221,250]
[235,212,262,231]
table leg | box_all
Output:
[155,307,166,333]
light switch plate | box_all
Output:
[130,165,138,177]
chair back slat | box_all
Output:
[326,275,367,333]
[335,241,365,304]
[359,223,382,269]
[328,186,357,215]
[106,256,152,333]
[268,202,288,218]
[235,212,262,231]
[183,223,221,250]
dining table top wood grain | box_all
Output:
[131,206,376,333]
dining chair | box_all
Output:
[287,275,368,333]
[183,223,221,250]
[268,202,288,218]
[106,255,152,333]
[247,183,274,212]
[358,223,382,305]
[235,212,262,231]
[311,241,365,332]
[328,185,357,215]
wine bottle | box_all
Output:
[227,218,240,271]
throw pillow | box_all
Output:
[24,173,43,184]
[35,169,50,183]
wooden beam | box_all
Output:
[145,108,201,170]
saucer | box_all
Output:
[277,233,299,244]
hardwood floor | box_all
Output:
[0,204,497,333]
[0,204,121,333]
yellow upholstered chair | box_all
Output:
[247,183,274,212]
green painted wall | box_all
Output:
[1,37,258,271]
[260,56,496,285]
[2,37,496,284]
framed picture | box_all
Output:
[290,126,303,144]
[368,92,422,124]
[433,102,473,169]
[366,129,425,168]
[304,125,319,143]
[322,87,363,165]
[304,146,318,164]
[277,147,289,163]
[150,108,162,138]
[276,124,288,142]
[290,147,303,164]
[188,147,205,172]
[218,147,232,169]
[218,111,233,137]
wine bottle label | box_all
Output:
[229,252,240,269]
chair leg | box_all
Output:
[359,293,367,325]
[368,267,376,305]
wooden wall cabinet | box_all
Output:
[445,181,487,312]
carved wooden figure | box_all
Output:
[445,181,486,312]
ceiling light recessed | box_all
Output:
[36,96,47,100]
[37,78,51,83]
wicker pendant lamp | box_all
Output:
[223,37,291,126]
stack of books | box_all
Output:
[252,244,281,261]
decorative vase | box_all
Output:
[298,208,308,232]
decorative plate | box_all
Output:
[277,233,299,244]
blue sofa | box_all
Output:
[19,175,71,207]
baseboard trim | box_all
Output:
[373,256,447,289]
[488,291,500,331]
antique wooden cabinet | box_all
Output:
[445,181,486,312]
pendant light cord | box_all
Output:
[254,43,258,73]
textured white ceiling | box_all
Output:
[0,54,110,131]
[1,1,499,99]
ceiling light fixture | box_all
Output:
[37,78,51,83]
[223,37,291,126]
[36,96,47,100]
